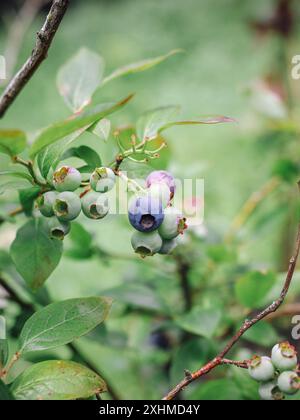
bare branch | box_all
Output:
[0,0,69,118]
[163,221,300,400]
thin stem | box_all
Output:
[0,0,70,118]
[162,221,300,400]
[0,352,21,380]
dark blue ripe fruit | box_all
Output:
[128,194,164,232]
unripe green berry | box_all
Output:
[90,167,116,193]
[158,238,178,255]
[148,183,171,208]
[37,191,57,217]
[53,166,81,192]
[277,371,299,395]
[81,192,109,220]
[271,342,298,372]
[47,217,70,240]
[248,356,275,382]
[131,231,162,257]
[158,207,187,240]
[53,192,81,222]
[258,381,284,401]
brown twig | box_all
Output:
[163,221,300,400]
[1,0,48,86]
[0,0,69,118]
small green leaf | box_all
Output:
[37,126,90,179]
[10,218,63,290]
[136,106,180,141]
[176,307,222,338]
[30,94,133,158]
[90,118,111,142]
[12,360,106,400]
[0,339,8,368]
[63,145,101,170]
[57,48,105,112]
[19,187,41,216]
[102,49,182,85]
[0,380,14,400]
[20,297,112,353]
[235,271,276,309]
[0,130,26,157]
[0,171,33,194]
[0,170,33,182]
[243,321,278,346]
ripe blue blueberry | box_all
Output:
[47,216,71,240]
[53,191,81,222]
[271,342,298,372]
[248,356,275,382]
[81,192,109,220]
[131,231,162,257]
[90,167,116,193]
[277,371,299,395]
[53,166,81,192]
[258,381,284,401]
[158,207,187,240]
[146,170,175,199]
[158,238,178,255]
[37,191,57,217]
[128,194,164,232]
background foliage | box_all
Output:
[0,0,300,400]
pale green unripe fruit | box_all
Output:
[277,371,299,395]
[158,239,178,255]
[131,231,162,257]
[271,342,298,371]
[53,166,81,192]
[47,217,70,240]
[258,381,284,401]
[81,192,109,220]
[37,191,57,217]
[148,183,171,208]
[248,356,275,382]
[158,207,187,240]
[53,192,81,222]
[90,167,116,193]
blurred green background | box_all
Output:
[1,0,300,400]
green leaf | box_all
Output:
[66,222,94,259]
[19,297,112,353]
[0,340,8,368]
[231,367,259,400]
[0,170,33,183]
[102,49,182,85]
[0,380,14,400]
[136,106,180,141]
[136,107,235,141]
[102,283,168,313]
[90,118,111,142]
[19,187,41,216]
[0,171,33,194]
[12,360,106,400]
[0,130,26,157]
[10,218,63,290]
[63,145,101,170]
[30,94,133,158]
[243,321,278,346]
[57,48,105,112]
[176,307,222,338]
[235,271,276,309]
[189,378,243,400]
[37,126,90,179]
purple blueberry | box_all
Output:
[128,194,164,232]
[146,170,175,199]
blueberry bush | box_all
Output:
[0,0,300,401]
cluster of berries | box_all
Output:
[129,170,187,257]
[37,165,116,239]
[248,342,299,400]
